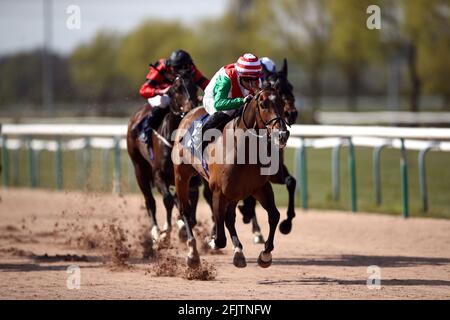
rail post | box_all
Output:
[299,137,308,210]
[373,142,390,205]
[1,135,9,187]
[347,137,357,212]
[418,142,437,213]
[83,137,91,190]
[331,140,343,202]
[55,137,63,190]
[12,147,19,186]
[128,157,135,192]
[113,136,121,194]
[102,148,110,191]
[400,138,409,218]
[27,138,38,188]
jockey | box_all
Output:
[136,49,209,145]
[260,57,277,81]
[201,53,262,153]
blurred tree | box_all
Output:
[412,0,450,109]
[0,50,72,109]
[273,0,330,111]
[194,0,276,75]
[117,21,199,91]
[70,31,127,108]
[327,0,382,110]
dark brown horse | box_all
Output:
[127,75,199,244]
[173,85,289,268]
[239,59,298,242]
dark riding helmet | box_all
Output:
[167,49,193,72]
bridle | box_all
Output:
[241,89,288,138]
[168,76,196,118]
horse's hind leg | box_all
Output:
[153,172,174,245]
[225,201,246,268]
[175,164,200,268]
[132,155,159,241]
[273,164,296,234]
[238,197,264,244]
[253,182,280,268]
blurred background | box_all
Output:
[1,0,449,217]
[1,0,449,122]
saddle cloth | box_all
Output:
[181,113,211,177]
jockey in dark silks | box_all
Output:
[135,49,209,146]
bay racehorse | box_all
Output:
[127,74,200,244]
[201,59,298,244]
[172,84,290,268]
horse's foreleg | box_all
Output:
[188,183,199,228]
[225,202,246,268]
[209,191,227,250]
[132,156,158,241]
[154,172,174,245]
[253,182,280,268]
[175,165,199,268]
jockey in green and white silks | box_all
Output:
[203,53,262,116]
[200,53,263,153]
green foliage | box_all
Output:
[117,21,197,89]
[410,0,450,104]
[70,30,128,103]
[0,50,73,107]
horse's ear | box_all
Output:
[282,58,288,76]
[262,66,271,80]
[262,81,272,90]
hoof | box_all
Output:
[257,251,272,268]
[186,255,200,269]
[151,226,160,242]
[178,226,188,242]
[279,219,292,235]
[159,230,171,246]
[253,233,265,244]
[233,250,247,268]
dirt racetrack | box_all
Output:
[0,188,449,300]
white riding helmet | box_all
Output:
[260,57,277,73]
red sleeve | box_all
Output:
[192,65,210,91]
[139,60,169,98]
[139,81,158,99]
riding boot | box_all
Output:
[200,112,232,155]
[138,106,169,146]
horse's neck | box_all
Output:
[161,111,180,137]
[236,101,257,131]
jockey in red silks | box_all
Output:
[200,53,262,153]
[135,49,209,145]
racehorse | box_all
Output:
[202,59,299,244]
[127,74,199,244]
[173,84,290,268]
[239,58,298,242]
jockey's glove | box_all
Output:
[243,94,254,104]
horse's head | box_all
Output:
[265,59,297,125]
[168,73,199,117]
[244,84,290,149]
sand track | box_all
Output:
[0,189,449,299]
